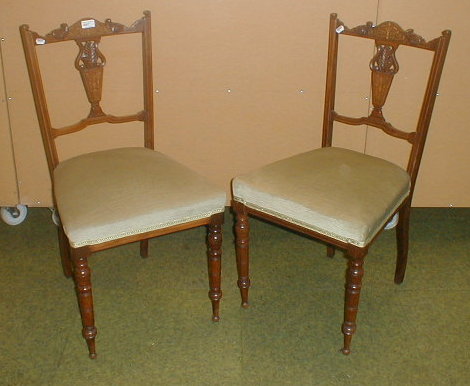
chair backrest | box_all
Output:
[322,13,451,197]
[20,11,154,179]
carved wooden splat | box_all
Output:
[369,43,399,119]
[75,39,106,117]
[33,16,146,120]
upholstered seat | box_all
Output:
[55,147,226,248]
[233,147,410,247]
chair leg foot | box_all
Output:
[340,331,353,355]
[340,347,351,355]
[394,271,405,284]
[83,326,97,359]
[239,279,250,308]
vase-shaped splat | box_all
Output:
[75,40,106,117]
[369,44,399,118]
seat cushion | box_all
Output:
[54,147,226,248]
[232,147,410,247]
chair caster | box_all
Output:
[1,205,28,225]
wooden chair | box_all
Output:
[232,13,451,354]
[20,11,226,359]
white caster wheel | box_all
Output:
[1,204,28,225]
[49,207,61,226]
[384,213,399,230]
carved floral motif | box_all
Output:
[49,23,69,40]
[370,44,399,74]
[75,40,105,69]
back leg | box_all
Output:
[140,239,149,258]
[394,202,411,284]
[327,245,336,258]
[58,226,72,278]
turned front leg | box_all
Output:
[234,203,251,308]
[207,213,224,322]
[341,248,366,355]
[71,248,97,359]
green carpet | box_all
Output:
[1,207,469,385]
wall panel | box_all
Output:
[0,0,466,209]
[374,0,469,206]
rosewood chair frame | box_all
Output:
[20,11,224,358]
[232,13,451,354]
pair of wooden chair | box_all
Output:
[20,11,451,358]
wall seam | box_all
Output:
[0,39,21,205]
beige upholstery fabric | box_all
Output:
[54,147,226,248]
[232,147,410,247]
